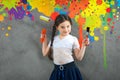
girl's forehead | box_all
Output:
[59,21,71,26]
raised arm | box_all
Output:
[74,38,89,61]
[41,35,50,56]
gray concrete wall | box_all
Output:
[0,10,120,80]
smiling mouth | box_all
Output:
[63,31,68,33]
[63,32,68,34]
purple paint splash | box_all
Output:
[8,6,25,20]
[7,2,34,21]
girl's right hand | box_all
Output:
[40,28,47,43]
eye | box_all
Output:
[61,26,65,29]
[67,25,69,28]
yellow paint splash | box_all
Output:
[80,0,110,40]
[5,33,9,37]
[8,26,12,31]
[29,0,55,16]
[104,26,109,31]
[94,36,99,41]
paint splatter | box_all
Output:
[103,31,107,68]
[8,7,25,20]
[0,0,18,12]
[96,0,102,5]
[0,14,4,22]
[29,0,55,16]
[0,0,118,43]
[117,0,120,7]
[69,0,89,18]
[55,0,69,6]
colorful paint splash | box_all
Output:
[0,0,34,20]
[29,0,55,16]
[117,0,120,7]
[0,0,118,30]
[0,0,17,12]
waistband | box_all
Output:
[54,61,75,70]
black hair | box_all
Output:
[48,14,72,60]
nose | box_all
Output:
[64,27,68,31]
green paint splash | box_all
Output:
[103,31,107,68]
[0,0,18,12]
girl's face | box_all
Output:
[57,20,71,36]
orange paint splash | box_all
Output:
[79,25,83,48]
[96,0,103,5]
[0,14,4,22]
[68,0,88,18]
[55,0,69,6]
[77,15,86,48]
[0,0,3,3]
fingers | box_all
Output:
[83,38,90,46]
[40,34,46,38]
[40,34,47,43]
[40,28,47,43]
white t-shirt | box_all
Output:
[49,34,80,65]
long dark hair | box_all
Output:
[48,14,72,60]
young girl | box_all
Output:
[41,14,89,80]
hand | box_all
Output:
[40,28,47,43]
[83,38,90,46]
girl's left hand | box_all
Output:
[83,38,90,46]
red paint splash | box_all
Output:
[107,18,111,22]
[106,8,111,13]
[50,12,59,20]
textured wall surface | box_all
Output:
[0,10,120,80]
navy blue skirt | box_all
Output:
[49,62,82,80]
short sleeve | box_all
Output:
[48,41,51,47]
[73,37,80,49]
